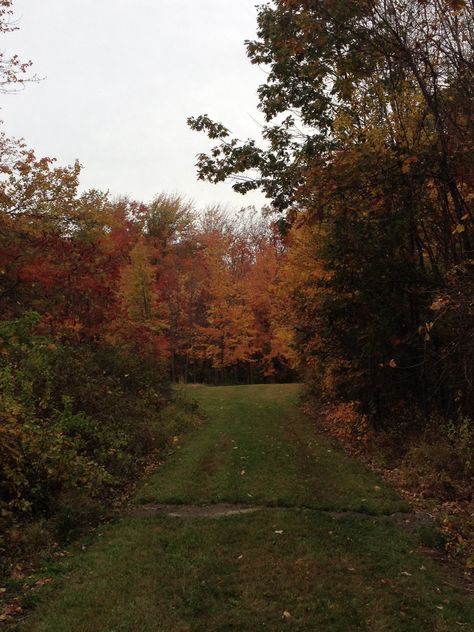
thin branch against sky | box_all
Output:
[2,0,268,211]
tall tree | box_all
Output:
[0,0,35,93]
[189,0,474,420]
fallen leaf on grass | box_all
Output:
[11,567,24,580]
[35,578,52,588]
[282,610,292,619]
[0,602,23,621]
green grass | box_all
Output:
[15,384,474,631]
[18,512,474,632]
[136,384,407,514]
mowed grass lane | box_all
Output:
[18,385,474,632]
[137,384,406,514]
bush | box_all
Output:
[0,313,187,553]
[324,400,371,450]
[402,415,474,500]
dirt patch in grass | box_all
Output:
[131,502,436,535]
[131,503,262,518]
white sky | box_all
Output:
[2,0,268,211]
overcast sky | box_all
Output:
[2,0,268,211]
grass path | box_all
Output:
[18,384,474,631]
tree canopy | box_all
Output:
[189,0,474,421]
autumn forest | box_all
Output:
[1,0,474,623]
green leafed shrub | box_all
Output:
[0,313,189,551]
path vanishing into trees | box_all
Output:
[21,385,474,631]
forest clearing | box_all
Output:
[2,0,474,628]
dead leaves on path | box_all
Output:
[0,601,23,623]
[0,577,52,624]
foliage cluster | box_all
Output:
[0,311,180,549]
[149,203,297,384]
[402,414,474,501]
[324,401,371,448]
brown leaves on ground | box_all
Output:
[0,601,23,622]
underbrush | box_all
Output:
[398,417,474,570]
[0,314,201,577]
[402,416,474,499]
[307,394,474,576]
